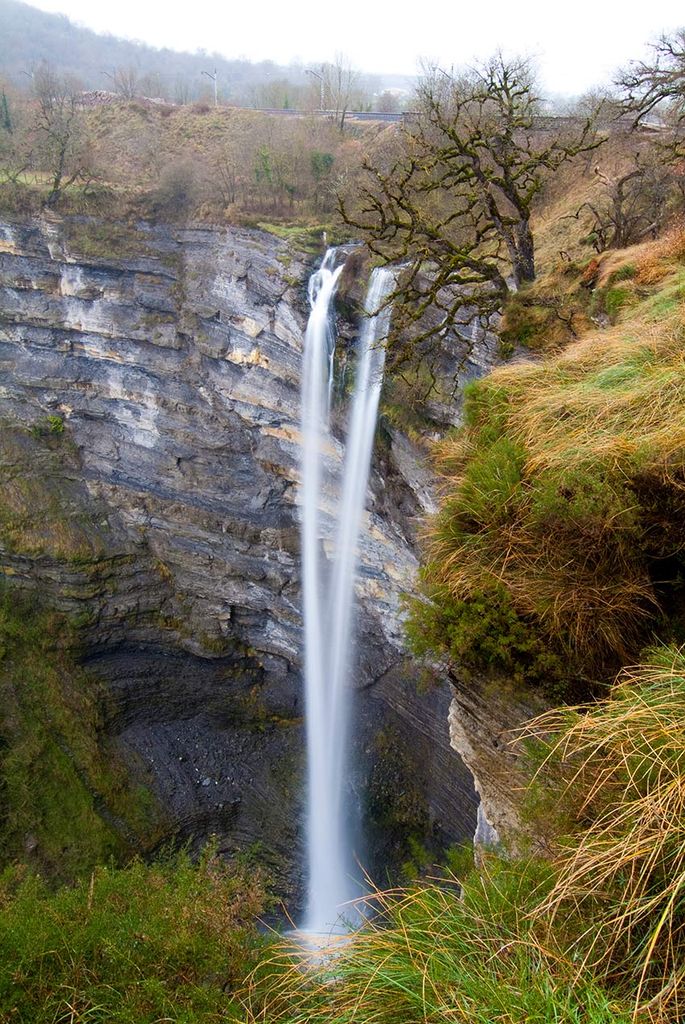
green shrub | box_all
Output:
[30,415,64,438]
[0,850,266,1023]
[0,590,161,880]
[407,584,565,691]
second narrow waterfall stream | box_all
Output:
[300,251,395,936]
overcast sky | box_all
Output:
[26,0,685,96]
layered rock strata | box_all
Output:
[0,216,483,896]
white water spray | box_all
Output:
[300,252,395,935]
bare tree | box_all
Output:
[340,54,601,351]
[617,29,685,130]
[103,65,140,100]
[0,84,31,185]
[173,75,193,105]
[214,147,238,206]
[31,65,94,206]
[324,53,359,131]
[572,153,673,252]
[377,90,401,114]
[140,71,167,101]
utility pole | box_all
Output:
[202,68,218,107]
[306,66,325,110]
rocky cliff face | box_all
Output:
[447,672,549,853]
[0,215,483,899]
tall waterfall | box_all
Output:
[300,252,395,935]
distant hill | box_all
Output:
[0,0,414,106]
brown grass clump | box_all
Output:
[528,645,685,1022]
[634,224,685,285]
[418,280,685,690]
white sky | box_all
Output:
[26,0,685,96]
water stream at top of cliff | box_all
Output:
[300,251,395,936]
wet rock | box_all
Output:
[0,215,488,900]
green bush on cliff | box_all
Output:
[407,584,565,691]
[410,277,685,695]
[0,590,161,880]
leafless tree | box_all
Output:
[212,140,243,206]
[340,54,601,351]
[377,90,401,114]
[323,53,360,131]
[571,154,673,251]
[32,64,94,206]
[617,30,685,130]
[0,85,31,185]
[173,76,193,105]
[103,65,140,100]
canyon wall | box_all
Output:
[0,215,488,897]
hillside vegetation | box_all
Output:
[4,27,685,1024]
[246,213,685,1024]
[0,850,267,1023]
[409,223,685,699]
[0,87,386,227]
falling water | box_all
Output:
[300,252,395,935]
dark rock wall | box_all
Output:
[0,216,478,899]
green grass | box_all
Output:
[0,849,267,1024]
[256,221,350,252]
[64,219,154,261]
[0,589,163,880]
[409,273,685,696]
[246,646,685,1024]
[245,856,632,1024]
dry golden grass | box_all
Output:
[527,646,685,1022]
[633,224,685,285]
[531,134,645,276]
[494,324,685,472]
[424,260,685,680]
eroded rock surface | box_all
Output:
[0,215,481,898]
[448,672,549,854]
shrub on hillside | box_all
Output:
[410,297,685,696]
[0,850,267,1023]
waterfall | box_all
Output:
[300,252,395,935]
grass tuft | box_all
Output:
[244,857,631,1024]
[528,645,685,1020]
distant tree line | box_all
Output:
[0,0,409,112]
[0,63,373,217]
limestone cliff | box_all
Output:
[0,214,480,898]
[447,672,549,852]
